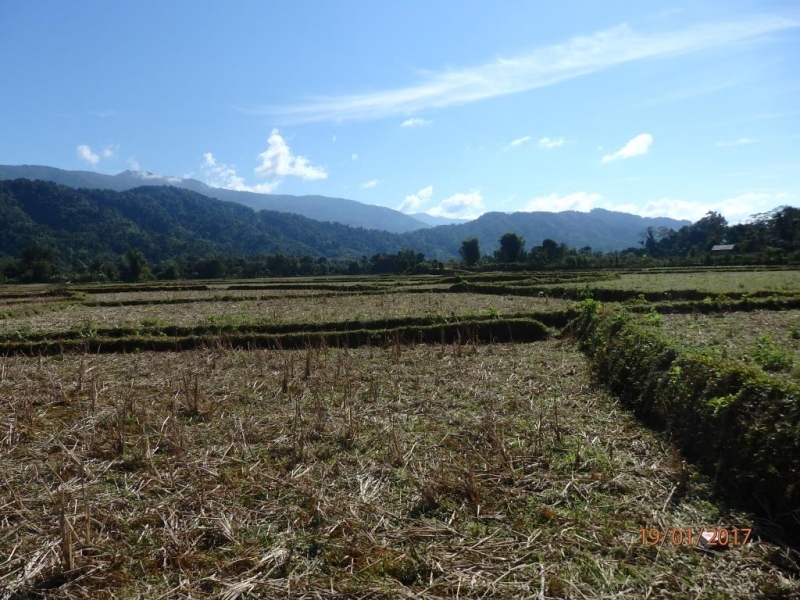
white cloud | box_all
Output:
[351,153,359,161]
[256,15,798,122]
[127,156,141,171]
[601,134,653,162]
[201,152,279,194]
[361,179,380,189]
[102,145,117,159]
[428,190,484,220]
[538,137,565,149]
[401,118,431,127]
[76,144,100,167]
[714,138,756,147]
[332,135,337,142]
[524,192,602,212]
[516,189,797,223]
[398,185,433,213]
[130,170,183,185]
[509,136,532,147]
[255,128,328,181]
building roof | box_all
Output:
[711,244,735,251]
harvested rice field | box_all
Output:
[1,270,799,598]
[552,269,800,295]
[661,310,800,381]
[0,293,568,337]
[2,341,797,598]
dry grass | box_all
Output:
[1,341,797,598]
[0,293,568,336]
[559,270,800,294]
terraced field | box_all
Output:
[1,269,798,598]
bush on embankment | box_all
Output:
[574,305,800,543]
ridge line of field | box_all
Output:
[0,317,551,356]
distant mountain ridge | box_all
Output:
[0,178,692,266]
[0,165,432,234]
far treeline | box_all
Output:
[0,177,798,282]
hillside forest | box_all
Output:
[1,178,798,282]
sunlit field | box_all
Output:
[1,269,799,598]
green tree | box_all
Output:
[496,232,525,263]
[121,248,149,282]
[459,237,481,266]
[20,245,56,282]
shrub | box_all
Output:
[751,336,794,372]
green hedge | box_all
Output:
[576,307,800,542]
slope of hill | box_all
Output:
[0,178,692,265]
[0,165,430,233]
[404,210,690,256]
[0,179,400,263]
[410,213,470,226]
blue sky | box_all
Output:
[1,1,798,224]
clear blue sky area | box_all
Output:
[2,1,798,223]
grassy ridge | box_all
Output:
[0,317,550,356]
[575,306,800,542]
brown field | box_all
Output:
[0,293,568,336]
[1,271,799,598]
[2,341,796,598]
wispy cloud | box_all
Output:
[715,137,756,147]
[401,118,431,127]
[602,134,653,163]
[129,170,182,184]
[398,185,433,213]
[508,136,532,148]
[254,15,798,122]
[538,137,565,149]
[351,153,359,161]
[525,192,602,212]
[255,129,327,181]
[360,179,380,189]
[428,190,484,220]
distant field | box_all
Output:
[662,310,800,381]
[0,293,567,336]
[572,269,800,294]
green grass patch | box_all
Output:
[575,306,800,542]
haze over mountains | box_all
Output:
[0,165,692,261]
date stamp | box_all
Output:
[640,527,752,548]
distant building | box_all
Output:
[711,244,735,251]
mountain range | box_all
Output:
[0,165,692,262]
[0,165,453,233]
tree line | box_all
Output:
[3,206,797,283]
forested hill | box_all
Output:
[0,179,401,263]
[0,165,430,234]
[403,209,689,257]
[0,178,690,266]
